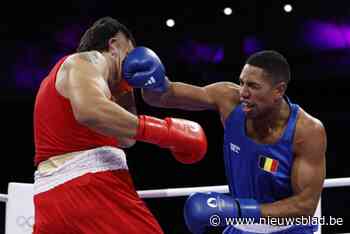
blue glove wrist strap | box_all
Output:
[235,198,261,220]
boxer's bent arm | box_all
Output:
[112,90,137,147]
[142,81,240,111]
[66,57,138,139]
[260,119,326,218]
[112,89,137,115]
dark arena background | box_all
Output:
[0,1,349,234]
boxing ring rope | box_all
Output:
[0,177,348,202]
[137,177,350,198]
[0,194,7,202]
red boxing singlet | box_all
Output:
[34,56,118,165]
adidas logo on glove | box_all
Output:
[144,76,156,86]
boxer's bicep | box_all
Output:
[65,59,110,122]
[260,119,326,218]
[291,120,327,215]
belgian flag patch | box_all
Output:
[259,155,279,173]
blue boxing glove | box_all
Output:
[184,192,261,234]
[122,47,169,92]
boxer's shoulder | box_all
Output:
[294,107,326,153]
[205,82,240,122]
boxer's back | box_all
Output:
[34,56,117,165]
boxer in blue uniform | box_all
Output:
[128,49,326,234]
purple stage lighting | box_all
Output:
[243,36,262,55]
[303,20,350,50]
[55,24,83,51]
[178,40,224,64]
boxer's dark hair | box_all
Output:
[77,16,135,52]
[246,50,290,85]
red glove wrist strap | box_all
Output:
[134,115,168,146]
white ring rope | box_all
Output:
[138,185,229,198]
[137,177,350,198]
[0,177,349,202]
[0,194,7,202]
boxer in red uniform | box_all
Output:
[33,16,207,234]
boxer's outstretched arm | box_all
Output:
[142,80,240,112]
[123,47,239,113]
[260,116,327,218]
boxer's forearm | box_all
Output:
[142,81,216,111]
[117,138,136,148]
[73,97,138,139]
[113,90,137,115]
[141,84,171,108]
[110,90,137,146]
[260,193,318,218]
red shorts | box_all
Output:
[33,147,163,234]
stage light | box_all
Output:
[284,4,293,13]
[223,7,233,16]
[166,19,175,27]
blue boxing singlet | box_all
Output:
[222,97,315,234]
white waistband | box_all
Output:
[233,224,293,233]
[34,146,128,195]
